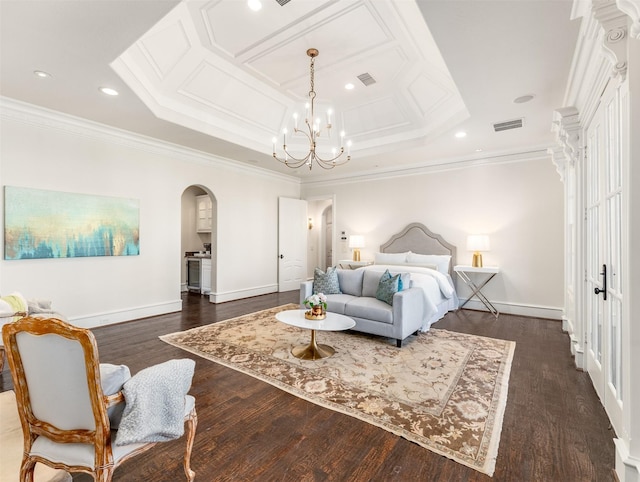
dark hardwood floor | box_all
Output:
[1,292,616,481]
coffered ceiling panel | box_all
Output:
[408,74,450,119]
[180,62,287,131]
[199,0,323,57]
[140,20,191,80]
[344,97,409,138]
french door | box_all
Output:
[584,80,626,434]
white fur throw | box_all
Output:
[114,359,195,446]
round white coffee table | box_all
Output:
[275,309,356,360]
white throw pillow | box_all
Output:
[374,252,409,265]
[406,252,451,274]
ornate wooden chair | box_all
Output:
[1,316,197,482]
[0,309,27,372]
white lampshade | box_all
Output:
[467,234,490,252]
[348,235,365,249]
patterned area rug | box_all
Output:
[160,304,515,476]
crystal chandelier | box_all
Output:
[272,48,351,170]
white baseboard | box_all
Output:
[615,438,640,482]
[68,300,183,328]
[458,299,563,320]
[208,284,278,303]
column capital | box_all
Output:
[594,0,630,79]
[550,107,581,181]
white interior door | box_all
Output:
[278,197,307,292]
[324,205,333,270]
[584,81,625,434]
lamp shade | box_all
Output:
[348,235,365,249]
[467,234,490,252]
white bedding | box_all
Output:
[359,264,458,330]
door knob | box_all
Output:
[279,254,284,259]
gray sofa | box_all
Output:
[300,268,425,347]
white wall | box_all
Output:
[0,100,300,326]
[302,156,564,318]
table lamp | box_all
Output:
[349,235,365,261]
[467,234,490,267]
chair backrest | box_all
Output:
[2,317,111,447]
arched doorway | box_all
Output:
[306,196,335,276]
[180,185,217,297]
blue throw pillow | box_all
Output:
[313,267,341,295]
[376,269,400,305]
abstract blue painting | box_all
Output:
[4,186,140,260]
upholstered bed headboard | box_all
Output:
[379,223,457,277]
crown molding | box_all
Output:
[300,145,554,188]
[0,96,301,185]
[617,0,640,38]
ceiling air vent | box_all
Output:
[274,0,291,5]
[493,118,524,132]
[357,72,376,87]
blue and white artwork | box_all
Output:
[4,186,140,260]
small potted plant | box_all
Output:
[304,293,327,320]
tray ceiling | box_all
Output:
[111,0,468,160]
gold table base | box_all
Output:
[291,329,335,360]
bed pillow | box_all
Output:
[376,270,400,305]
[312,267,341,295]
[398,272,410,291]
[374,252,409,265]
[407,252,451,274]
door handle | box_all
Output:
[594,264,607,300]
[279,254,284,259]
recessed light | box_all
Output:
[514,94,535,104]
[475,148,483,152]
[345,83,355,90]
[248,0,262,11]
[455,131,467,138]
[33,70,51,78]
[99,87,119,96]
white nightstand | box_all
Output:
[337,260,373,269]
[453,265,500,317]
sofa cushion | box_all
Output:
[376,270,400,305]
[337,269,364,296]
[362,270,385,297]
[313,267,341,295]
[325,294,356,315]
[345,297,394,324]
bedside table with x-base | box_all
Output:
[453,265,500,317]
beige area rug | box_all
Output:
[0,390,72,482]
[161,304,516,476]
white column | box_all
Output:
[616,16,640,481]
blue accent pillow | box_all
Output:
[376,269,400,305]
[313,267,341,295]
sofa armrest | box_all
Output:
[300,281,313,308]
[392,287,425,335]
